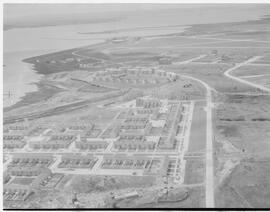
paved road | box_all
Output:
[247,63,270,67]
[222,92,270,96]
[181,74,215,208]
[173,54,207,65]
[240,73,270,79]
[224,56,270,93]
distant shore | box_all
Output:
[4,14,269,111]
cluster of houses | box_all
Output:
[100,155,170,176]
[75,139,108,151]
[101,155,153,170]
[9,154,54,168]
[3,153,60,202]
[3,184,33,202]
[8,166,49,177]
[112,98,158,151]
[157,103,183,150]
[28,134,76,150]
[114,131,156,151]
[4,168,62,202]
[74,66,178,86]
[3,94,187,204]
[136,97,162,108]
[57,154,98,169]
[3,125,28,150]
[112,97,169,152]
[4,135,26,149]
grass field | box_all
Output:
[233,65,270,77]
[11,177,35,185]
[188,101,206,152]
[184,159,205,184]
[247,75,270,89]
[216,160,270,208]
[169,64,259,93]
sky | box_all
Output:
[4,4,213,17]
[4,4,270,29]
[4,4,200,21]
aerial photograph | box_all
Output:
[3,3,270,209]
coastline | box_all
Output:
[4,40,107,111]
[4,14,269,112]
[3,81,63,113]
[179,15,270,36]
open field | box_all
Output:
[184,159,205,185]
[216,159,270,208]
[247,75,270,89]
[214,93,270,208]
[233,66,270,77]
[168,64,258,93]
[10,177,35,185]
[215,95,270,154]
[188,101,206,152]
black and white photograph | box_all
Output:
[2,2,270,209]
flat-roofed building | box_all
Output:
[29,134,76,150]
[10,153,53,168]
[113,140,156,151]
[100,155,168,176]
[136,108,159,116]
[75,139,108,151]
[65,124,94,134]
[136,97,161,108]
[101,155,151,170]
[3,184,33,201]
[118,133,145,142]
[8,167,50,177]
[4,168,52,201]
[57,154,97,169]
[119,122,151,135]
[3,134,26,149]
[4,125,28,133]
[124,116,149,124]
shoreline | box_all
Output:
[4,81,63,113]
[4,40,106,110]
[5,15,270,112]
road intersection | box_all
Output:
[224,56,270,93]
